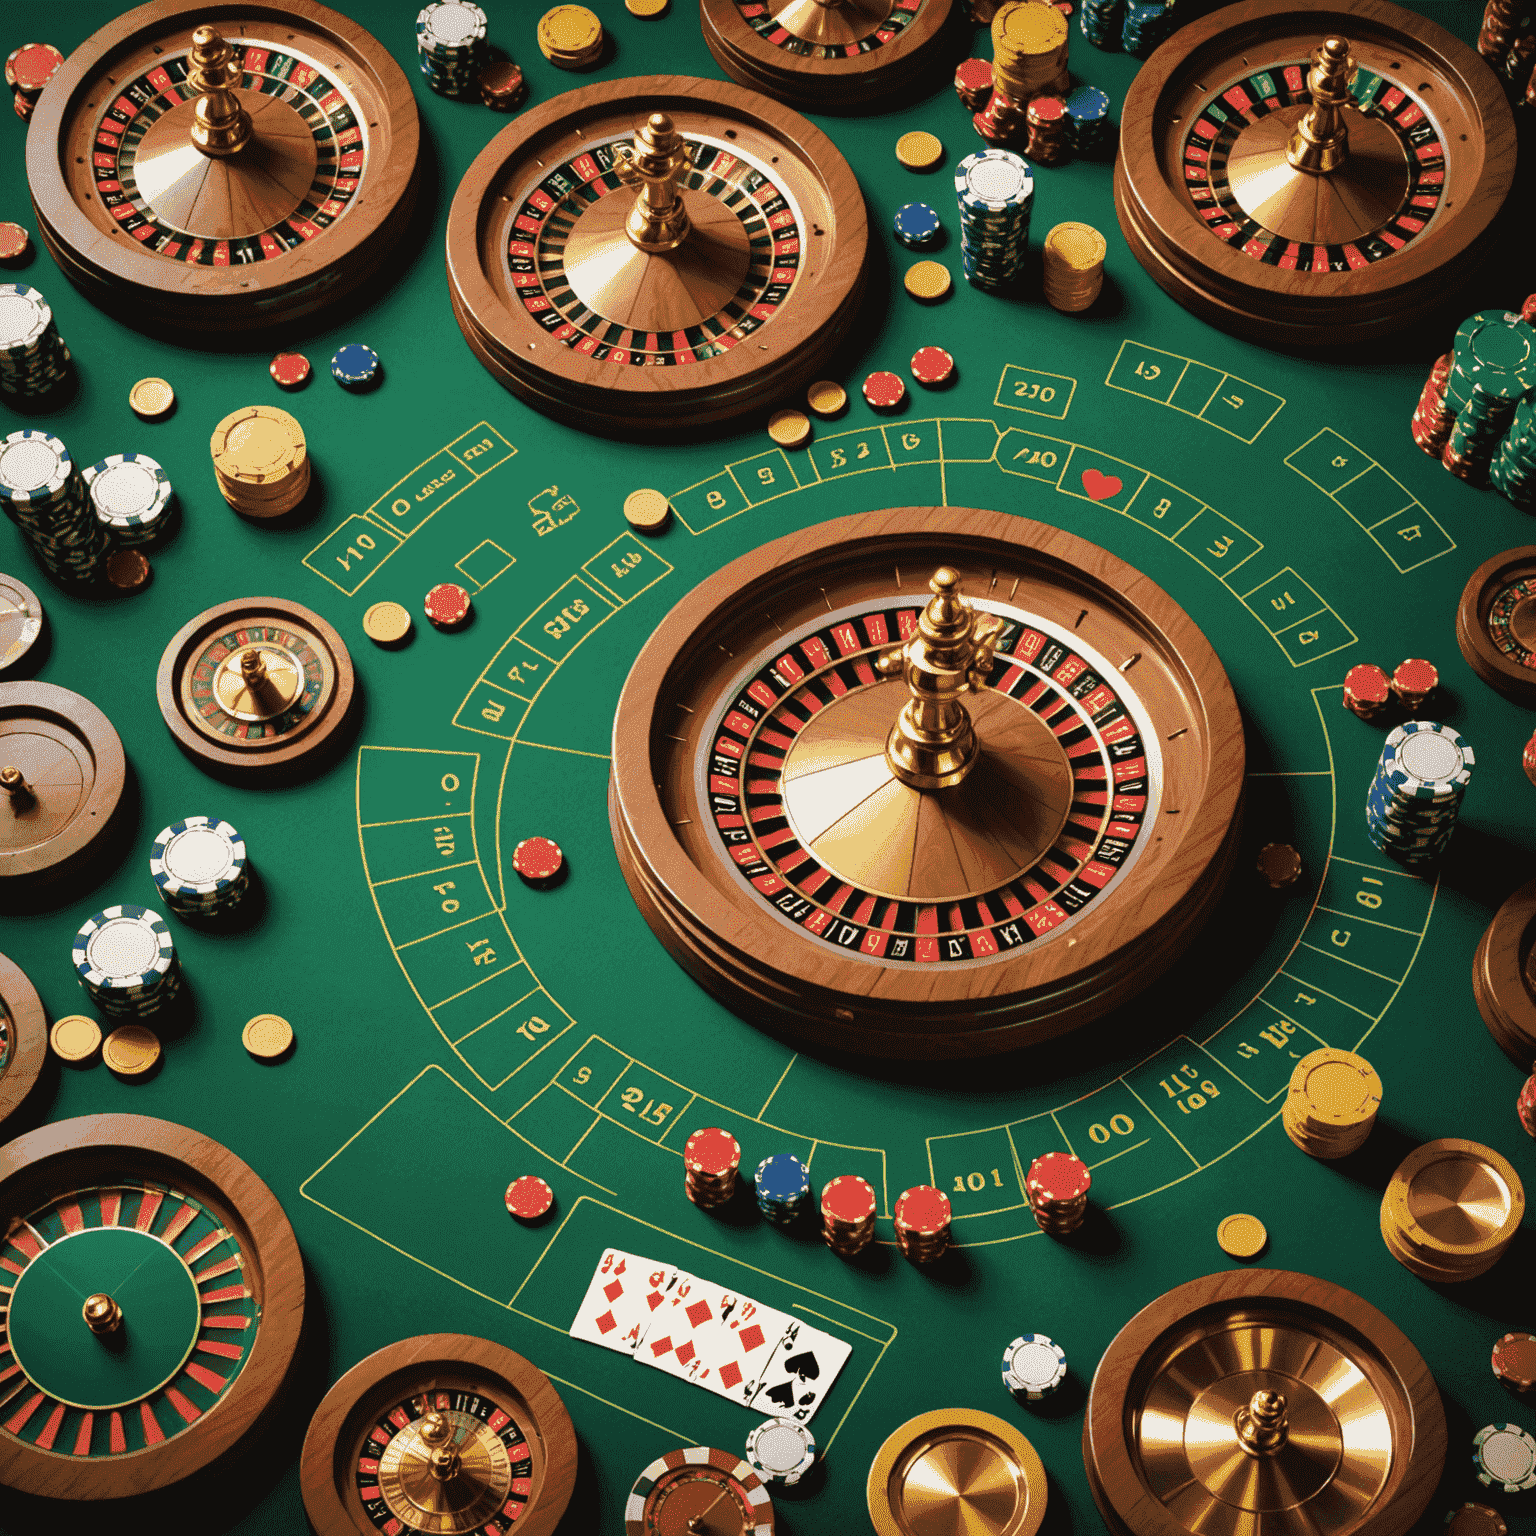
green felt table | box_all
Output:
[1,3,1534,1533]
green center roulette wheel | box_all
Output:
[0,1114,303,1500]
[25,0,420,333]
[299,1334,576,1536]
[1114,0,1517,346]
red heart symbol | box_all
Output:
[1081,469,1122,502]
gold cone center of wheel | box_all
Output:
[772,0,895,46]
[1224,107,1408,246]
[0,731,86,848]
[561,187,751,335]
[378,1412,513,1533]
[778,681,1073,903]
[132,93,318,240]
[1186,1374,1340,1507]
[215,644,304,722]
[82,1293,123,1335]
[1403,1154,1515,1244]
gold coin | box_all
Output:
[1293,1050,1382,1125]
[50,1014,102,1066]
[1044,221,1107,272]
[129,377,175,420]
[1217,1213,1268,1260]
[895,131,943,171]
[103,1024,161,1080]
[210,406,305,480]
[626,0,669,12]
[540,5,602,51]
[993,0,1067,53]
[767,408,812,449]
[904,260,952,301]
[623,487,672,534]
[363,601,413,646]
[807,380,847,417]
[243,1013,294,1061]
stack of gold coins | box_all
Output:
[537,5,603,68]
[1042,222,1106,312]
[210,405,309,518]
[991,2,1070,103]
[1282,1048,1382,1159]
[1381,1138,1525,1281]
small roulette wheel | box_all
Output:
[699,0,960,111]
[26,0,419,334]
[1115,0,1516,347]
[0,680,127,899]
[1472,876,1536,1069]
[446,76,867,437]
[609,507,1245,1059]
[299,1333,576,1536]
[0,952,46,1134]
[625,1444,775,1535]
[1457,546,1536,706]
[156,597,356,782]
[0,1114,305,1500]
[1083,1270,1447,1536]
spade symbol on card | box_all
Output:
[784,1351,819,1382]
[765,1379,796,1409]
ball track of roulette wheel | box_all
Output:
[0,952,46,1135]
[26,0,420,335]
[0,1114,304,1501]
[699,0,961,112]
[1083,1270,1446,1536]
[155,597,356,783]
[299,1334,576,1536]
[446,76,867,438]
[609,507,1246,1059]
[1114,0,1516,347]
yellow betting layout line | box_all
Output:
[757,1055,798,1119]
[512,740,612,760]
[1087,1137,1150,1173]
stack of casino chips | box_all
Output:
[210,405,310,519]
[1490,394,1536,511]
[0,429,110,587]
[1042,222,1106,312]
[149,815,250,920]
[955,150,1034,293]
[1519,1070,1536,1138]
[415,3,489,98]
[1478,0,1522,70]
[893,203,943,251]
[1343,663,1392,721]
[974,88,1027,147]
[991,1,1070,99]
[1026,1151,1090,1234]
[85,453,175,547]
[1025,97,1070,164]
[1390,658,1438,712]
[745,1418,816,1488]
[1283,1047,1382,1159]
[72,905,183,1023]
[1410,353,1455,457]
[683,1126,740,1209]
[1503,33,1536,97]
[754,1153,811,1225]
[1121,1,1175,57]
[954,57,995,111]
[1002,1333,1067,1402]
[1079,0,1125,49]
[1442,309,1535,486]
[893,1184,951,1264]
[1065,86,1113,155]
[1366,720,1473,869]
[0,284,72,401]
[5,43,63,122]
[1524,727,1536,789]
[820,1174,877,1256]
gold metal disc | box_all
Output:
[1217,1213,1268,1260]
[768,408,812,449]
[129,377,175,420]
[539,5,603,52]
[103,1024,161,1080]
[243,1013,294,1061]
[807,380,848,417]
[1289,1048,1382,1126]
[625,0,669,12]
[904,260,952,301]
[773,0,894,46]
[1043,222,1107,272]
[49,1014,102,1066]
[895,131,944,171]
[210,405,306,482]
[868,1408,1047,1536]
[623,488,672,534]
[1383,1138,1524,1262]
[363,601,414,646]
[993,2,1067,55]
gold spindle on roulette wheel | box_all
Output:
[612,113,694,253]
[186,26,252,158]
[0,764,33,808]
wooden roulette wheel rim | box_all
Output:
[699,0,960,111]
[1083,1269,1446,1536]
[1472,877,1536,1068]
[26,0,419,335]
[0,573,44,679]
[0,679,126,893]
[1114,0,1515,347]
[609,506,1245,1059]
[0,1113,305,1500]
[1456,546,1536,706]
[445,75,868,438]
[0,952,46,1134]
[156,596,356,781]
[299,1333,576,1536]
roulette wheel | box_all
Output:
[0,680,127,898]
[624,1444,775,1535]
[699,0,961,111]
[156,597,357,782]
[609,506,1246,1059]
[1457,546,1536,706]
[25,0,420,334]
[0,952,46,1134]
[445,76,867,437]
[1083,1269,1447,1536]
[1114,0,1517,347]
[1472,876,1536,1069]
[0,1113,305,1499]
[299,1333,576,1536]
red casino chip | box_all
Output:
[862,370,906,411]
[1343,662,1391,718]
[1029,95,1067,121]
[954,57,994,107]
[5,43,63,95]
[0,222,30,265]
[894,1184,951,1236]
[1026,1151,1091,1203]
[504,1174,555,1220]
[269,351,312,390]
[479,60,527,111]
[821,1174,877,1224]
[1493,1331,1536,1394]
[684,1126,741,1178]
[512,835,564,886]
[424,582,473,629]
[1390,657,1439,707]
[910,346,956,388]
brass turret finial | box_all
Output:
[187,25,252,157]
[612,112,694,253]
[1287,37,1356,174]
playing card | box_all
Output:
[635,1274,735,1389]
[568,1249,676,1355]
[695,1294,795,1403]
[746,1318,852,1423]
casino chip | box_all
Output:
[478,60,527,110]
[242,1013,294,1061]
[504,1174,555,1220]
[806,380,847,418]
[269,351,312,390]
[863,370,907,411]
[893,202,943,250]
[685,1126,742,1209]
[103,1024,161,1081]
[331,343,381,390]
[105,550,151,593]
[49,1014,101,1067]
[84,452,174,546]
[72,905,182,1022]
[513,835,565,887]
[895,130,944,171]
[418,2,490,98]
[1473,1423,1536,1492]
[363,601,414,647]
[1343,662,1392,720]
[910,346,955,388]
[1446,1506,1507,1536]
[767,409,812,449]
[904,259,952,302]
[1391,657,1439,710]
[623,487,672,534]
[746,1417,815,1487]
[1492,1332,1536,1395]
[1256,843,1302,889]
[1519,1070,1536,1138]
[1217,1213,1268,1259]
[893,1184,951,1264]
[0,222,30,267]
[129,377,175,420]
[425,581,473,629]
[150,815,249,918]
[1002,1333,1067,1401]
[755,1152,811,1224]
